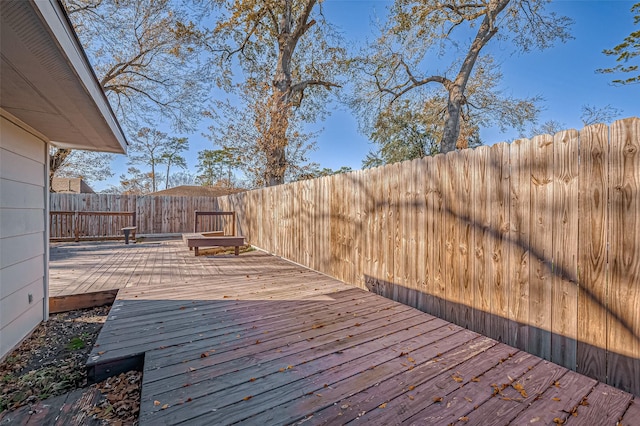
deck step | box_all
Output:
[49,289,119,314]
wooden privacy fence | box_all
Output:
[49,195,233,235]
[49,211,135,242]
[212,118,640,395]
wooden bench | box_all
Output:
[183,232,245,256]
[121,226,137,244]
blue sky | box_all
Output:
[95,0,639,191]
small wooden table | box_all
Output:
[121,226,137,244]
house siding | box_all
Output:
[0,114,47,360]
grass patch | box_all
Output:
[198,244,255,256]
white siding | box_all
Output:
[0,114,47,359]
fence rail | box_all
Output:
[49,211,135,241]
[49,194,228,235]
[49,118,640,395]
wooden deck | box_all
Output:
[49,241,639,425]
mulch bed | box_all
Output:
[0,306,141,424]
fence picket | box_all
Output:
[551,129,579,370]
[607,117,640,395]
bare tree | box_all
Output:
[358,0,572,153]
[161,137,189,189]
[128,128,170,193]
[51,0,212,185]
[206,0,348,186]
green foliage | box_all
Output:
[67,336,86,351]
[161,137,189,190]
[294,165,353,181]
[127,128,189,193]
[196,148,241,187]
[598,3,640,85]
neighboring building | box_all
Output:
[149,185,245,198]
[51,177,95,194]
[0,0,127,359]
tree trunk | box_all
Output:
[165,161,171,189]
[438,0,509,153]
[49,148,72,191]
[264,102,289,186]
[261,0,317,186]
[440,86,464,153]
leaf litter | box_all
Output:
[0,305,141,424]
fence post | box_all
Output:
[74,211,79,242]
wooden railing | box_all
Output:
[194,210,236,235]
[50,211,135,242]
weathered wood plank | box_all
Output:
[424,155,438,315]
[620,397,640,426]
[352,342,514,425]
[607,117,640,395]
[508,138,531,351]
[551,129,579,370]
[564,382,634,425]
[140,314,444,424]
[44,240,639,426]
[577,123,610,383]
[472,146,490,337]
[510,369,597,425]
[489,143,510,344]
[414,158,427,311]
[458,149,474,329]
[399,349,538,425]
[529,134,554,360]
[49,289,118,313]
[443,152,459,325]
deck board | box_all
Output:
[47,240,639,425]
